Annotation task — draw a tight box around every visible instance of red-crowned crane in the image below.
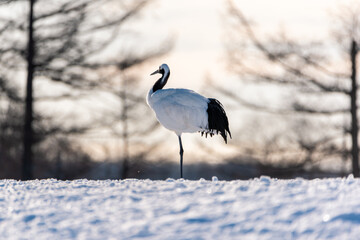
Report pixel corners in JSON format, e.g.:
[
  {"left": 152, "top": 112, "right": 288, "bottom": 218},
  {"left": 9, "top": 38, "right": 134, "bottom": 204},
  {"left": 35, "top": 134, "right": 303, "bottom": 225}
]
[{"left": 147, "top": 63, "right": 231, "bottom": 178}]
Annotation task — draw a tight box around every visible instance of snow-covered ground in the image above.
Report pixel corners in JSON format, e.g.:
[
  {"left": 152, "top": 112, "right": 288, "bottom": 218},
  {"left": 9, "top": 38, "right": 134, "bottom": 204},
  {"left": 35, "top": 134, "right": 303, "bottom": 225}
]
[{"left": 1, "top": 176, "right": 360, "bottom": 239}]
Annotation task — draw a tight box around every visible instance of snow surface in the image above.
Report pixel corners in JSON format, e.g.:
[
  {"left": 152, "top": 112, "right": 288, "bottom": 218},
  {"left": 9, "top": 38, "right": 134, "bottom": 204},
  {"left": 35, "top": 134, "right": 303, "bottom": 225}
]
[{"left": 1, "top": 176, "right": 360, "bottom": 239}]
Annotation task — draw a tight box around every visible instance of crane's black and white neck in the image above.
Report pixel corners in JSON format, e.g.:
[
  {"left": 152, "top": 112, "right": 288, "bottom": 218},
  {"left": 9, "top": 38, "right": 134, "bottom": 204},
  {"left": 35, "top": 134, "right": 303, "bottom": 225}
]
[
  {"left": 147, "top": 63, "right": 231, "bottom": 178},
  {"left": 149, "top": 63, "right": 170, "bottom": 94}
]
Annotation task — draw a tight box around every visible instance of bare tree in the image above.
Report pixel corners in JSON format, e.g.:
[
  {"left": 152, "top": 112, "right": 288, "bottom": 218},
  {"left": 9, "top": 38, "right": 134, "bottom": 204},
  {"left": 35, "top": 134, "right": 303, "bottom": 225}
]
[
  {"left": 0, "top": 0, "right": 171, "bottom": 179},
  {"left": 95, "top": 70, "right": 163, "bottom": 179},
  {"left": 224, "top": 0, "right": 359, "bottom": 176},
  {"left": 23, "top": 0, "right": 35, "bottom": 180}
]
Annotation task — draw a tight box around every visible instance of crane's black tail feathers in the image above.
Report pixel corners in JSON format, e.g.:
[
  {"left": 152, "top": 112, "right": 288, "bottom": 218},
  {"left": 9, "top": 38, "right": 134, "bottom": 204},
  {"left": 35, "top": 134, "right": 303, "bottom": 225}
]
[{"left": 202, "top": 98, "right": 231, "bottom": 143}]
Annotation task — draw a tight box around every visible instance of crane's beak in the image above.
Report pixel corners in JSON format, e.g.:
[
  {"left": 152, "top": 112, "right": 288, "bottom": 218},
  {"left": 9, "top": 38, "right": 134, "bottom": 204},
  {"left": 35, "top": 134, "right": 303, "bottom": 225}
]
[{"left": 150, "top": 69, "right": 160, "bottom": 76}]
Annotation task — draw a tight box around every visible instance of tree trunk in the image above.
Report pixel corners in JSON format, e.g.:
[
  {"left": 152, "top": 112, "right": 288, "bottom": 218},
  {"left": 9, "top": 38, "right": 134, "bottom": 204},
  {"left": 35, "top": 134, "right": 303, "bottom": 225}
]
[
  {"left": 350, "top": 39, "right": 359, "bottom": 177},
  {"left": 22, "top": 0, "right": 35, "bottom": 180},
  {"left": 120, "top": 80, "right": 129, "bottom": 179}
]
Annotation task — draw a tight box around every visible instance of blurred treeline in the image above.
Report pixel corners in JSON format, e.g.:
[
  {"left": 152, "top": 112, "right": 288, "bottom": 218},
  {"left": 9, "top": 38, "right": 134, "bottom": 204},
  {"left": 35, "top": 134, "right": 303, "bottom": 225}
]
[
  {"left": 0, "top": 0, "right": 171, "bottom": 180},
  {"left": 217, "top": 0, "right": 360, "bottom": 179},
  {"left": 0, "top": 0, "right": 359, "bottom": 180}
]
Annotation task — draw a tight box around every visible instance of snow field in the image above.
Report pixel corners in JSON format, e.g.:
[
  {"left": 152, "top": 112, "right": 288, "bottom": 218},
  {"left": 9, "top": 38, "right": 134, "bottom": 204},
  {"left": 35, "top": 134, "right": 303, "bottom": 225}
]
[{"left": 1, "top": 176, "right": 360, "bottom": 239}]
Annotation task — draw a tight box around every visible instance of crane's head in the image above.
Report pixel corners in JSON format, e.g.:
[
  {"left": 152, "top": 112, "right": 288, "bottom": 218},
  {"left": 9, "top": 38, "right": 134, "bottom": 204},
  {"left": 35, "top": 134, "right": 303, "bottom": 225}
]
[{"left": 150, "top": 63, "right": 169, "bottom": 76}]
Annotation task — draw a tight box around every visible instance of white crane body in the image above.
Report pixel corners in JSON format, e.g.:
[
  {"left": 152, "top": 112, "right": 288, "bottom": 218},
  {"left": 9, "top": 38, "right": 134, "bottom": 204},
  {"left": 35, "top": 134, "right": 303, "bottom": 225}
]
[
  {"left": 147, "top": 88, "right": 209, "bottom": 136},
  {"left": 147, "top": 64, "right": 231, "bottom": 178}
]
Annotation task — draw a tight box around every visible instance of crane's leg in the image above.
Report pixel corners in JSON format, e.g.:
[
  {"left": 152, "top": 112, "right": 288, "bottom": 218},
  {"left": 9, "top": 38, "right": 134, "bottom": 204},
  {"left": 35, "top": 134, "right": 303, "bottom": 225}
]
[{"left": 178, "top": 135, "right": 184, "bottom": 178}]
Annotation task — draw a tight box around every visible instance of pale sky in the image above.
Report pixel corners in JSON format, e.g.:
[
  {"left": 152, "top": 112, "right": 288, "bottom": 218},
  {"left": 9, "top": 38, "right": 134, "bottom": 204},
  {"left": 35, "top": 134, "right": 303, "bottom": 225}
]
[{"left": 137, "top": 0, "right": 347, "bottom": 91}]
